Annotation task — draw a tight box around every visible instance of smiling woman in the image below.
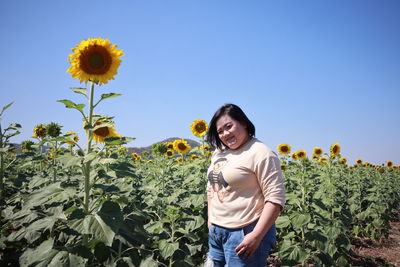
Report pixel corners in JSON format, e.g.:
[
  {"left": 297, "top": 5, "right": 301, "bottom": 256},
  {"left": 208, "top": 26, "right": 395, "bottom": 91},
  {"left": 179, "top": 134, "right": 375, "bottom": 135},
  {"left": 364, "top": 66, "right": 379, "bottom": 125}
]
[{"left": 205, "top": 103, "right": 285, "bottom": 266}]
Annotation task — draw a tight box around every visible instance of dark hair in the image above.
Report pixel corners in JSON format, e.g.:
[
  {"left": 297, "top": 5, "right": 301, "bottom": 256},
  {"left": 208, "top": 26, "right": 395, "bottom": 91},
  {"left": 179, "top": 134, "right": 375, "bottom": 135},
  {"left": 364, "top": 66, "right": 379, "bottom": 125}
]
[{"left": 206, "top": 103, "right": 255, "bottom": 150}]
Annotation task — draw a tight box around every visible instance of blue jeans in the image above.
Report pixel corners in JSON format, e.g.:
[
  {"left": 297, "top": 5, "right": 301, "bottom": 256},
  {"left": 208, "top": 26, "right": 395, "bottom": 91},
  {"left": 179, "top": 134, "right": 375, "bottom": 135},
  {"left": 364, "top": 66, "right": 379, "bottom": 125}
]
[{"left": 208, "top": 221, "right": 276, "bottom": 267}]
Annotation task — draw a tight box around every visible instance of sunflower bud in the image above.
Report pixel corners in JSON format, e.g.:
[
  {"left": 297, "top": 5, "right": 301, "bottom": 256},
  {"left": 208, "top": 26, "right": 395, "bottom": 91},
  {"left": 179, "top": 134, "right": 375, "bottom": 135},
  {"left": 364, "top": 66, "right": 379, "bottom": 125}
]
[{"left": 46, "top": 122, "right": 62, "bottom": 138}]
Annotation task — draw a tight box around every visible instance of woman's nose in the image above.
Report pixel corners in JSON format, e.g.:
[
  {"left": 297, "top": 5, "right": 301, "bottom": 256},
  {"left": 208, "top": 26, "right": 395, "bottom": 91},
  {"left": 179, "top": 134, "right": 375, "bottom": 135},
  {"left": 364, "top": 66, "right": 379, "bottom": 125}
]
[{"left": 221, "top": 130, "right": 229, "bottom": 138}]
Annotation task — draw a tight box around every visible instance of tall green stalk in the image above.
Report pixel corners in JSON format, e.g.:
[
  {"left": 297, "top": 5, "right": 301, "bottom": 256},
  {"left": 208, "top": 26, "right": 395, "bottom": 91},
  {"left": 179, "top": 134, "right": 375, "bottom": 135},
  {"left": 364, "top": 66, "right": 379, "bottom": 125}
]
[{"left": 84, "top": 81, "right": 95, "bottom": 214}]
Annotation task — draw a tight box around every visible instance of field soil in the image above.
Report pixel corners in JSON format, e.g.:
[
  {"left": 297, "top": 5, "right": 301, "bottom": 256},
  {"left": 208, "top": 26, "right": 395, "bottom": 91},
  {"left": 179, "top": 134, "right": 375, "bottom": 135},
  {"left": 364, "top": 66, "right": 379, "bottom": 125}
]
[
  {"left": 350, "top": 221, "right": 400, "bottom": 267},
  {"left": 267, "top": 219, "right": 400, "bottom": 267}
]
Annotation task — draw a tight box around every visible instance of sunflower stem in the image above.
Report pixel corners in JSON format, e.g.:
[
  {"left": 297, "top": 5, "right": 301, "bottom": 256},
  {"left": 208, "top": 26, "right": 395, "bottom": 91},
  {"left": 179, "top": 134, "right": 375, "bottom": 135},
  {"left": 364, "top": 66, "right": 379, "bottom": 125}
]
[
  {"left": 53, "top": 141, "right": 58, "bottom": 183},
  {"left": 84, "top": 81, "right": 95, "bottom": 214}
]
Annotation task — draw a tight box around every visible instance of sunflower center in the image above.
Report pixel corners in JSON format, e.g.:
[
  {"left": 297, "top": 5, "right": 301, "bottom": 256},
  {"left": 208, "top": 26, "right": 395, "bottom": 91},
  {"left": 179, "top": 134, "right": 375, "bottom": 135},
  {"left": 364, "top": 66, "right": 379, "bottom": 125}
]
[
  {"left": 332, "top": 146, "right": 338, "bottom": 153},
  {"left": 195, "top": 123, "right": 206, "bottom": 132},
  {"left": 94, "top": 126, "right": 110, "bottom": 137},
  {"left": 281, "top": 146, "right": 288, "bottom": 152},
  {"left": 178, "top": 143, "right": 187, "bottom": 150},
  {"left": 80, "top": 45, "right": 112, "bottom": 75}
]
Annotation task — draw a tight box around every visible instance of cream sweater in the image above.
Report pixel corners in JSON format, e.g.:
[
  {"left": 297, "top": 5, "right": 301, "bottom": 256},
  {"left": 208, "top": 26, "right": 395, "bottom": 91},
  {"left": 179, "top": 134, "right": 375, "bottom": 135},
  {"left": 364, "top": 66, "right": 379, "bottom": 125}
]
[{"left": 206, "top": 138, "right": 286, "bottom": 228}]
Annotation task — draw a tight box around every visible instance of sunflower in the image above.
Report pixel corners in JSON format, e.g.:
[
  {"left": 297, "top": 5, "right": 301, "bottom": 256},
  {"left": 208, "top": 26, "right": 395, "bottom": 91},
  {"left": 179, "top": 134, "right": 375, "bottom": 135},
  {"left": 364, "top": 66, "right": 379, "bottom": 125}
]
[
  {"left": 191, "top": 154, "right": 198, "bottom": 161},
  {"left": 165, "top": 149, "right": 174, "bottom": 157},
  {"left": 339, "top": 157, "right": 347, "bottom": 165},
  {"left": 147, "top": 160, "right": 154, "bottom": 164},
  {"left": 67, "top": 38, "right": 124, "bottom": 85},
  {"left": 330, "top": 143, "right": 341, "bottom": 158},
  {"left": 47, "top": 122, "right": 62, "bottom": 138},
  {"left": 65, "top": 131, "right": 79, "bottom": 145},
  {"left": 205, "top": 151, "right": 213, "bottom": 158},
  {"left": 33, "top": 124, "right": 46, "bottom": 138},
  {"left": 318, "top": 157, "right": 328, "bottom": 166},
  {"left": 356, "top": 159, "right": 363, "bottom": 165},
  {"left": 89, "top": 119, "right": 121, "bottom": 143},
  {"left": 200, "top": 144, "right": 212, "bottom": 151},
  {"left": 190, "top": 119, "right": 208, "bottom": 137},
  {"left": 176, "top": 157, "right": 183, "bottom": 164},
  {"left": 312, "top": 154, "right": 319, "bottom": 160},
  {"left": 364, "top": 162, "right": 371, "bottom": 167},
  {"left": 280, "top": 163, "right": 286, "bottom": 170},
  {"left": 166, "top": 142, "right": 174, "bottom": 150},
  {"left": 313, "top": 147, "right": 323, "bottom": 157},
  {"left": 295, "top": 150, "right": 307, "bottom": 159},
  {"left": 173, "top": 139, "right": 191, "bottom": 154},
  {"left": 386, "top": 161, "right": 393, "bottom": 168},
  {"left": 291, "top": 152, "right": 298, "bottom": 160},
  {"left": 130, "top": 153, "right": 141, "bottom": 161},
  {"left": 277, "top": 144, "right": 291, "bottom": 155}
]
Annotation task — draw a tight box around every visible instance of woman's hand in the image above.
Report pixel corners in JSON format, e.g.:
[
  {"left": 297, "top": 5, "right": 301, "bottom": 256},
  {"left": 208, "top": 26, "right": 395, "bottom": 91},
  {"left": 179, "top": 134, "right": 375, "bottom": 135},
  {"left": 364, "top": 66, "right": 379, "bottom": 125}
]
[{"left": 235, "top": 231, "right": 262, "bottom": 259}]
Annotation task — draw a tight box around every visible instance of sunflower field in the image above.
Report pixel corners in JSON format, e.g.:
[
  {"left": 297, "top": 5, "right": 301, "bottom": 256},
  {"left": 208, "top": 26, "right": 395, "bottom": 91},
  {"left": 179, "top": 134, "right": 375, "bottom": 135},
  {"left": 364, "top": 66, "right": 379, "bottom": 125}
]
[{"left": 1, "top": 38, "right": 399, "bottom": 267}]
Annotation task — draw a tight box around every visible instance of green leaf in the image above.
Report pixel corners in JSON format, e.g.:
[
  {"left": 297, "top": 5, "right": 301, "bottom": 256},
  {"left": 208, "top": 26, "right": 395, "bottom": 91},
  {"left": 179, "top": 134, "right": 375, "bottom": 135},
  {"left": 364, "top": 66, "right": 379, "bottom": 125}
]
[
  {"left": 58, "top": 154, "right": 82, "bottom": 167},
  {"left": 19, "top": 239, "right": 87, "bottom": 267},
  {"left": 287, "top": 245, "right": 309, "bottom": 264},
  {"left": 69, "top": 201, "right": 123, "bottom": 246},
  {"left": 159, "top": 240, "right": 179, "bottom": 259},
  {"left": 291, "top": 213, "right": 311, "bottom": 229},
  {"left": 5, "top": 123, "right": 22, "bottom": 131},
  {"left": 276, "top": 215, "right": 291, "bottom": 228},
  {"left": 0, "top": 101, "right": 13, "bottom": 116},
  {"left": 83, "top": 152, "right": 99, "bottom": 163},
  {"left": 24, "top": 183, "right": 76, "bottom": 209},
  {"left": 103, "top": 137, "right": 135, "bottom": 145},
  {"left": 100, "top": 93, "right": 122, "bottom": 101},
  {"left": 139, "top": 255, "right": 158, "bottom": 267},
  {"left": 57, "top": 99, "right": 85, "bottom": 112},
  {"left": 70, "top": 87, "right": 87, "bottom": 97}
]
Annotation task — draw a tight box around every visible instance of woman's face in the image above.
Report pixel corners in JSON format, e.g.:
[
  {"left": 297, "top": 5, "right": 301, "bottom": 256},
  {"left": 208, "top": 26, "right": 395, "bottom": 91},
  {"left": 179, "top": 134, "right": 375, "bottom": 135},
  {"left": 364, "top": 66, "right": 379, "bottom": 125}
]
[{"left": 216, "top": 114, "right": 249, "bottom": 150}]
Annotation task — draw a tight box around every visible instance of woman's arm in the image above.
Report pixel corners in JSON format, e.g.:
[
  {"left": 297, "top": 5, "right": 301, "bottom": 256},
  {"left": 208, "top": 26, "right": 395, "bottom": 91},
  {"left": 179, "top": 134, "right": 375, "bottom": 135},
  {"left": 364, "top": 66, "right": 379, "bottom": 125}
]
[{"left": 235, "top": 201, "right": 281, "bottom": 258}]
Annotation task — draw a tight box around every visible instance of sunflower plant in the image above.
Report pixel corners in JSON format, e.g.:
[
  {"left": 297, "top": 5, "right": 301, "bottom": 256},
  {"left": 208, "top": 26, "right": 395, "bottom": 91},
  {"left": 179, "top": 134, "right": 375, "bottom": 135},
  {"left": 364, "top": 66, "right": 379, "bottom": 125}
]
[
  {"left": 53, "top": 38, "right": 134, "bottom": 249},
  {"left": 0, "top": 102, "right": 21, "bottom": 199}
]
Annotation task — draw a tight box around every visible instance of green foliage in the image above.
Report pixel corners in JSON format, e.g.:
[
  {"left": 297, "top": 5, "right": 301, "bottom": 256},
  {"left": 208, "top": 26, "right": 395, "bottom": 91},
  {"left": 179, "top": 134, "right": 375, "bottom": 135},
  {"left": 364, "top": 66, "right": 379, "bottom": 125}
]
[{"left": 1, "top": 136, "right": 399, "bottom": 266}]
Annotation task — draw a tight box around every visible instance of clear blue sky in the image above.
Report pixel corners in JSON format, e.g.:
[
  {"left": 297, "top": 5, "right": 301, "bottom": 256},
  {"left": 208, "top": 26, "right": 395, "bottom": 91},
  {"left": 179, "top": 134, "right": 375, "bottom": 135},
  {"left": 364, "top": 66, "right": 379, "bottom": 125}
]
[{"left": 1, "top": 0, "right": 399, "bottom": 165}]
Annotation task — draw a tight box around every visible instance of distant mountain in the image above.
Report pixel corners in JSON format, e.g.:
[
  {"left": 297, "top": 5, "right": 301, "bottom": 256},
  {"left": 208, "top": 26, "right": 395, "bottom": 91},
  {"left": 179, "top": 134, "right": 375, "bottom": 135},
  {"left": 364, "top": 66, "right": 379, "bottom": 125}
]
[{"left": 127, "top": 137, "right": 201, "bottom": 155}]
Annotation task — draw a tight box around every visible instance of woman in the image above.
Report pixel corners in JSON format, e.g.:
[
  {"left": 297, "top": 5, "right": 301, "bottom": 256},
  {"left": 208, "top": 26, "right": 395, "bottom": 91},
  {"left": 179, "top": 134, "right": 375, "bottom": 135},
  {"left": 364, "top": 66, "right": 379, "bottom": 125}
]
[{"left": 205, "top": 104, "right": 285, "bottom": 267}]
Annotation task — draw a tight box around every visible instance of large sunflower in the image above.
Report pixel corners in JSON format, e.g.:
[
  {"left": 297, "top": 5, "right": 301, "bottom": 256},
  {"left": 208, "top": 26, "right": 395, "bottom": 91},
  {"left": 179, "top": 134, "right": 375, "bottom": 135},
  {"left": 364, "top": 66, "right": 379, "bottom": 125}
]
[
  {"left": 386, "top": 161, "right": 393, "bottom": 168},
  {"left": 67, "top": 38, "right": 124, "bottom": 85},
  {"left": 190, "top": 119, "right": 208, "bottom": 137},
  {"left": 330, "top": 143, "right": 341, "bottom": 158},
  {"left": 173, "top": 139, "right": 191, "bottom": 154},
  {"left": 89, "top": 120, "right": 121, "bottom": 143},
  {"left": 277, "top": 144, "right": 291, "bottom": 155},
  {"left": 356, "top": 159, "right": 363, "bottom": 165}
]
